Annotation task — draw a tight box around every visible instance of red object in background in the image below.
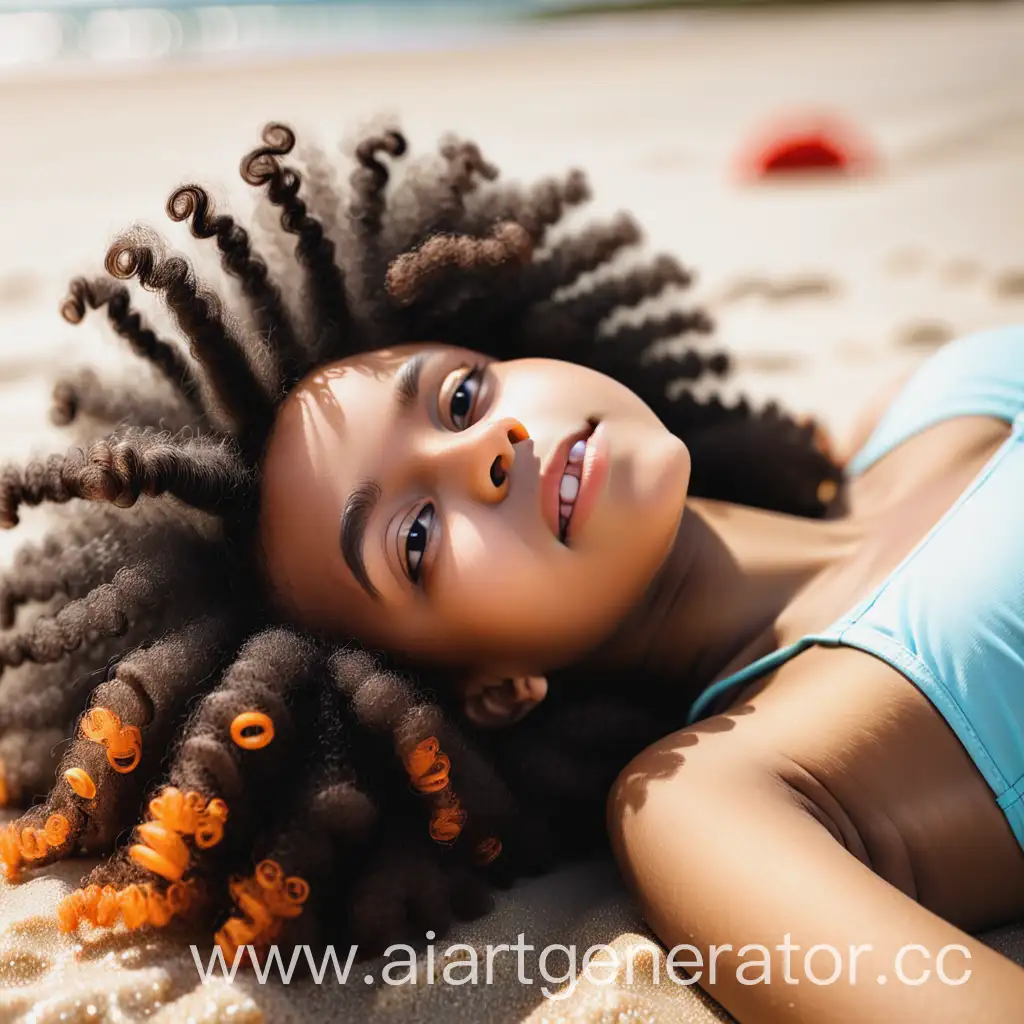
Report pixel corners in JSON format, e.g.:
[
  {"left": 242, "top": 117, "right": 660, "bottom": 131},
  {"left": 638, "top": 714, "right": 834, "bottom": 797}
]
[{"left": 736, "top": 113, "right": 876, "bottom": 181}]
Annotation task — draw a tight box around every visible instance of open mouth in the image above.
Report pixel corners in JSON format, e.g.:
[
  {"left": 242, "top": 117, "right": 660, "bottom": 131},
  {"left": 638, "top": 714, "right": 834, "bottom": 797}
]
[{"left": 558, "top": 420, "right": 598, "bottom": 543}]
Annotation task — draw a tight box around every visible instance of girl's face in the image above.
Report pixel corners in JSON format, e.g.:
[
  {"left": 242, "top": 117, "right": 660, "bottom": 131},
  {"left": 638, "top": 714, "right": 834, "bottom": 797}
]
[{"left": 259, "top": 344, "right": 690, "bottom": 677}]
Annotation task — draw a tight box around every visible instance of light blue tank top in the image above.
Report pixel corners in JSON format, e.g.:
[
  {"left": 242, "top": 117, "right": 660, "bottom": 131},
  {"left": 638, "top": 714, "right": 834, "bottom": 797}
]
[{"left": 687, "top": 325, "right": 1024, "bottom": 848}]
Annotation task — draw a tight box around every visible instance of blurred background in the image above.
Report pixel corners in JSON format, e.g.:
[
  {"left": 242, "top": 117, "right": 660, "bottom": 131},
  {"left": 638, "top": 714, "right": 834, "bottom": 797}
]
[
  {"left": 0, "top": 0, "right": 1022, "bottom": 454},
  {"left": 0, "top": 0, "right": 535, "bottom": 67}
]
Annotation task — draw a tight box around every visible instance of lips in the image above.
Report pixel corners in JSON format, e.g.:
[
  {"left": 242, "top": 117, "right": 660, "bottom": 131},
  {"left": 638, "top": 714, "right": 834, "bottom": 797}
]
[{"left": 540, "top": 420, "right": 604, "bottom": 545}]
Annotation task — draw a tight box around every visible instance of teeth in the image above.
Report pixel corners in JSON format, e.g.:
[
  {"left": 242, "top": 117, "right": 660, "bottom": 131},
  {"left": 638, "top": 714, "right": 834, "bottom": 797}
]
[
  {"left": 559, "top": 474, "right": 580, "bottom": 502},
  {"left": 558, "top": 435, "right": 590, "bottom": 541}
]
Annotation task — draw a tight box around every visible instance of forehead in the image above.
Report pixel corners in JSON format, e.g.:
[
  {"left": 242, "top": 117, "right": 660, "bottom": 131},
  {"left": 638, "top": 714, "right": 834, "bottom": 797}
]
[{"left": 270, "top": 342, "right": 470, "bottom": 454}]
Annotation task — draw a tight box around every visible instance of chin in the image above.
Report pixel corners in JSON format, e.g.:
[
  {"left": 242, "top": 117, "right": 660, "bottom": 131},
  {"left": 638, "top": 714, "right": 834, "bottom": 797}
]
[
  {"left": 639, "top": 430, "right": 690, "bottom": 511},
  {"left": 640, "top": 435, "right": 690, "bottom": 558},
  {"left": 668, "top": 435, "right": 692, "bottom": 512}
]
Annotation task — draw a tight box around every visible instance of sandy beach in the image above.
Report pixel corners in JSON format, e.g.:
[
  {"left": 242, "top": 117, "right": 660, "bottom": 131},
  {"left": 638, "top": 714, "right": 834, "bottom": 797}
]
[{"left": 1, "top": 2, "right": 1024, "bottom": 1020}]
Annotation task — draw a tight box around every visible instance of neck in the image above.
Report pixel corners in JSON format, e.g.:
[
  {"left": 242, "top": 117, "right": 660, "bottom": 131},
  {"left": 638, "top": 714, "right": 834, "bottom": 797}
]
[{"left": 579, "top": 498, "right": 857, "bottom": 704}]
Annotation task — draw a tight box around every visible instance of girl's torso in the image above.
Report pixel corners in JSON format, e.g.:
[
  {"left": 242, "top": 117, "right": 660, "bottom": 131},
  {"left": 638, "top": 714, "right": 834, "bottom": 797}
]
[{"left": 689, "top": 326, "right": 1024, "bottom": 931}]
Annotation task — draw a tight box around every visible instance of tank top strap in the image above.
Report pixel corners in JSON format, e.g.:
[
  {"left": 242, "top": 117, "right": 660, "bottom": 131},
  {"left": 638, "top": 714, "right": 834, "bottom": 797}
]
[{"left": 847, "top": 325, "right": 1024, "bottom": 476}]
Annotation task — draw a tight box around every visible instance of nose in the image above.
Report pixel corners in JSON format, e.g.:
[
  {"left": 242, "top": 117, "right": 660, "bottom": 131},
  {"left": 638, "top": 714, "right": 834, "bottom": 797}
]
[{"left": 434, "top": 416, "right": 530, "bottom": 504}]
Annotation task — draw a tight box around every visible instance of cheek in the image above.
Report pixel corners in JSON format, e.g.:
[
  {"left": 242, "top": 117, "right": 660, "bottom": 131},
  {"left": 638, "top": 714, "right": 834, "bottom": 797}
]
[
  {"left": 498, "top": 358, "right": 632, "bottom": 411},
  {"left": 437, "top": 514, "right": 546, "bottom": 627},
  {"left": 432, "top": 515, "right": 629, "bottom": 665}
]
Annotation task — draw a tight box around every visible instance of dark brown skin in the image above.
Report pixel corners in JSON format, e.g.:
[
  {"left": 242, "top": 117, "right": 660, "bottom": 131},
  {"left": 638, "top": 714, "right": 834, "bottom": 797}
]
[{"left": 259, "top": 347, "right": 1024, "bottom": 1020}]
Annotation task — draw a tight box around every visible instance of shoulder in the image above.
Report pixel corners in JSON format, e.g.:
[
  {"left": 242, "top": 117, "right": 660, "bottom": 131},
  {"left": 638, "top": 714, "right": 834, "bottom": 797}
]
[
  {"left": 835, "top": 367, "right": 916, "bottom": 467},
  {"left": 845, "top": 325, "right": 1024, "bottom": 474},
  {"left": 609, "top": 643, "right": 1024, "bottom": 920}
]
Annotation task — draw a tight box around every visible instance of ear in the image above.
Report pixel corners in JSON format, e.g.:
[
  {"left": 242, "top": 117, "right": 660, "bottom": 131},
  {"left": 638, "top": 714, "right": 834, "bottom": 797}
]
[{"left": 462, "top": 675, "right": 548, "bottom": 730}]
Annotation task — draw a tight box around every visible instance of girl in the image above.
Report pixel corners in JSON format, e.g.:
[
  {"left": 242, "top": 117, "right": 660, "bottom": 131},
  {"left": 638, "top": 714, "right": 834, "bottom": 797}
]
[{"left": 0, "top": 121, "right": 1019, "bottom": 1021}]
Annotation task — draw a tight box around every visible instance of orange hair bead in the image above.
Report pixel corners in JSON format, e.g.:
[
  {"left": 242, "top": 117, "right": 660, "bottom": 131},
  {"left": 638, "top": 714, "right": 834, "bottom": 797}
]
[
  {"left": 194, "top": 798, "right": 229, "bottom": 849},
  {"left": 105, "top": 730, "right": 142, "bottom": 773},
  {"left": 216, "top": 859, "right": 310, "bottom": 960},
  {"left": 403, "top": 737, "right": 452, "bottom": 794},
  {"left": 284, "top": 876, "right": 310, "bottom": 905},
  {"left": 95, "top": 887, "right": 120, "bottom": 928},
  {"left": 80, "top": 707, "right": 142, "bottom": 773},
  {"left": 148, "top": 892, "right": 173, "bottom": 928},
  {"left": 474, "top": 837, "right": 503, "bottom": 866},
  {"left": 230, "top": 711, "right": 275, "bottom": 750},
  {"left": 130, "top": 822, "right": 190, "bottom": 881},
  {"left": 80, "top": 885, "right": 104, "bottom": 921},
  {"left": 81, "top": 707, "right": 116, "bottom": 740},
  {"left": 149, "top": 787, "right": 206, "bottom": 834},
  {"left": 0, "top": 822, "right": 22, "bottom": 880},
  {"left": 19, "top": 828, "right": 45, "bottom": 861},
  {"left": 42, "top": 814, "right": 70, "bottom": 848},
  {"left": 56, "top": 895, "right": 80, "bottom": 934},
  {"left": 118, "top": 885, "right": 149, "bottom": 930},
  {"left": 64, "top": 767, "right": 97, "bottom": 800},
  {"left": 255, "top": 859, "right": 284, "bottom": 890},
  {"left": 428, "top": 804, "right": 467, "bottom": 844}
]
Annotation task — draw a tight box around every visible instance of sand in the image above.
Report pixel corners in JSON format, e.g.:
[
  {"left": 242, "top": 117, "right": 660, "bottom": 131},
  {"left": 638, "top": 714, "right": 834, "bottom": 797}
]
[{"left": 1, "top": 2, "right": 1024, "bottom": 1020}]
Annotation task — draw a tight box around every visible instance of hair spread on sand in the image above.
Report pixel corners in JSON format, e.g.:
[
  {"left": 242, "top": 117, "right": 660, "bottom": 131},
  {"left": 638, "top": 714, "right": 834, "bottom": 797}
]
[{"left": 0, "top": 122, "right": 843, "bottom": 958}]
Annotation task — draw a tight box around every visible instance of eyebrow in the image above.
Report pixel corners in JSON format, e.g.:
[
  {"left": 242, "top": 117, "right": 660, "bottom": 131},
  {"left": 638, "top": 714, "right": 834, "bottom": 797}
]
[
  {"left": 394, "top": 352, "right": 428, "bottom": 411},
  {"left": 338, "top": 354, "right": 429, "bottom": 599},
  {"left": 340, "top": 480, "right": 382, "bottom": 600}
]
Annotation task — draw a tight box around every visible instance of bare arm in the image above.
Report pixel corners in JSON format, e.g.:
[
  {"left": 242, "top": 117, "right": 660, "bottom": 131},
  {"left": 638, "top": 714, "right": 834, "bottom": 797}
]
[{"left": 609, "top": 727, "right": 1024, "bottom": 1023}]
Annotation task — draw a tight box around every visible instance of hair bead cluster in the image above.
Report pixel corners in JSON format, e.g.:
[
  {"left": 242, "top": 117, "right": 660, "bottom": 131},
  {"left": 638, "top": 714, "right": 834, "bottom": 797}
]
[
  {"left": 0, "top": 814, "right": 71, "bottom": 879},
  {"left": 80, "top": 707, "right": 142, "bottom": 773},
  {"left": 0, "top": 119, "right": 843, "bottom": 960},
  {"left": 215, "top": 859, "right": 310, "bottom": 961},
  {"left": 127, "top": 787, "right": 229, "bottom": 882},
  {"left": 403, "top": 736, "right": 475, "bottom": 849},
  {"left": 56, "top": 878, "right": 200, "bottom": 934}
]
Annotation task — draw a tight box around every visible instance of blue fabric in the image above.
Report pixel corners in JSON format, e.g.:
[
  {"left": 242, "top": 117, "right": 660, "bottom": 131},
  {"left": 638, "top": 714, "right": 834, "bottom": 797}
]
[
  {"left": 687, "top": 325, "right": 1024, "bottom": 849},
  {"left": 846, "top": 325, "right": 1024, "bottom": 475}
]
